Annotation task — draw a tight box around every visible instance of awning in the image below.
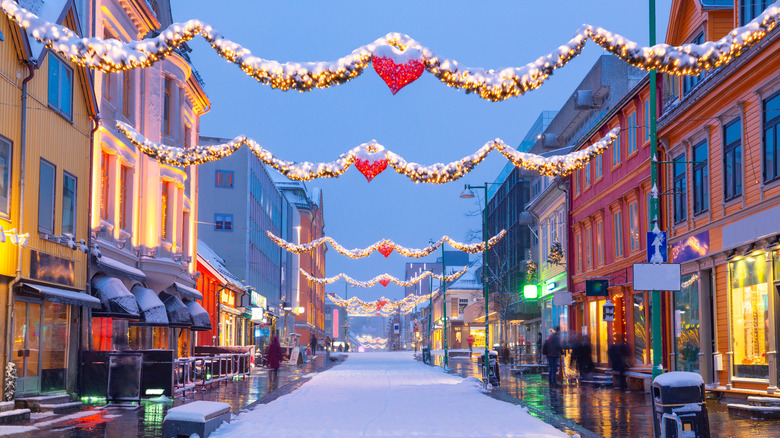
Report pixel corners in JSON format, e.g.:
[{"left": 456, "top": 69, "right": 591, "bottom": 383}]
[
  {"left": 219, "top": 304, "right": 241, "bottom": 316},
  {"left": 158, "top": 291, "right": 193, "bottom": 327},
  {"left": 91, "top": 277, "right": 141, "bottom": 319},
  {"left": 172, "top": 282, "right": 203, "bottom": 300},
  {"left": 22, "top": 283, "right": 101, "bottom": 309},
  {"left": 96, "top": 256, "right": 146, "bottom": 282},
  {"left": 185, "top": 300, "right": 211, "bottom": 331},
  {"left": 130, "top": 286, "right": 169, "bottom": 326}
]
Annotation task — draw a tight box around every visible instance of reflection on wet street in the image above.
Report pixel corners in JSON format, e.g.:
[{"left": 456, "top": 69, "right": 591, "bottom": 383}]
[{"left": 436, "top": 354, "right": 780, "bottom": 438}]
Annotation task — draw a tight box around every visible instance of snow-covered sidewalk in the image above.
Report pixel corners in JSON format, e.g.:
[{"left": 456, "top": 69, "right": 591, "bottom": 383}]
[{"left": 211, "top": 351, "right": 566, "bottom": 437}]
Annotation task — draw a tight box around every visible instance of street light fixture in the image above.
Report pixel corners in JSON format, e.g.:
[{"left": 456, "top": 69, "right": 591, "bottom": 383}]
[{"left": 461, "top": 183, "right": 491, "bottom": 388}]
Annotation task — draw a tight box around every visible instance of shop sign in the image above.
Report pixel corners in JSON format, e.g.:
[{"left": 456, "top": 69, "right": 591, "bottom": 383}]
[
  {"left": 671, "top": 231, "right": 709, "bottom": 264},
  {"left": 633, "top": 263, "right": 681, "bottom": 291},
  {"left": 251, "top": 291, "right": 267, "bottom": 309},
  {"left": 30, "top": 250, "right": 74, "bottom": 286}
]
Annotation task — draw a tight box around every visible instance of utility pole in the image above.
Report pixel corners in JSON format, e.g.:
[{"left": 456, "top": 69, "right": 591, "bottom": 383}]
[
  {"left": 649, "top": 0, "right": 663, "bottom": 379},
  {"left": 442, "top": 245, "right": 448, "bottom": 369}
]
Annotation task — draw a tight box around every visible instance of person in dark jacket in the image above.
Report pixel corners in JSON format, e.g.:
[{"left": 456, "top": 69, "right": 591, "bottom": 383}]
[
  {"left": 608, "top": 334, "right": 630, "bottom": 389},
  {"left": 570, "top": 334, "right": 594, "bottom": 381},
  {"left": 266, "top": 335, "right": 283, "bottom": 389},
  {"left": 542, "top": 327, "right": 563, "bottom": 387},
  {"left": 310, "top": 334, "right": 318, "bottom": 354}
]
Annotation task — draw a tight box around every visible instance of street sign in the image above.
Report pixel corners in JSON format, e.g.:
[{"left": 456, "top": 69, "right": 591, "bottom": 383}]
[
  {"left": 647, "top": 229, "right": 667, "bottom": 263},
  {"left": 586, "top": 279, "right": 609, "bottom": 296},
  {"left": 393, "top": 323, "right": 400, "bottom": 334},
  {"left": 633, "top": 263, "right": 681, "bottom": 291}
]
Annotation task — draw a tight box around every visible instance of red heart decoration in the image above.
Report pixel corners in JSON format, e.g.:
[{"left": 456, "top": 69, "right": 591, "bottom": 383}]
[
  {"left": 354, "top": 158, "right": 388, "bottom": 182},
  {"left": 372, "top": 45, "right": 424, "bottom": 95},
  {"left": 377, "top": 243, "right": 393, "bottom": 258},
  {"left": 377, "top": 300, "right": 388, "bottom": 309},
  {"left": 379, "top": 278, "right": 391, "bottom": 287},
  {"left": 354, "top": 143, "right": 388, "bottom": 182}
]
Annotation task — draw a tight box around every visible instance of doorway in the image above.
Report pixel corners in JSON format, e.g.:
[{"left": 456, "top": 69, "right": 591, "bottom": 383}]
[{"left": 12, "top": 300, "right": 70, "bottom": 394}]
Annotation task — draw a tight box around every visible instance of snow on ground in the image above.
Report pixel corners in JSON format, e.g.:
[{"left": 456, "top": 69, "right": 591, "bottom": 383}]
[{"left": 211, "top": 351, "right": 566, "bottom": 438}]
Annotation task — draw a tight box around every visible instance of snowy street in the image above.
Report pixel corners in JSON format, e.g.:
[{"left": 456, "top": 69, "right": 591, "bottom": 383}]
[{"left": 211, "top": 352, "right": 566, "bottom": 438}]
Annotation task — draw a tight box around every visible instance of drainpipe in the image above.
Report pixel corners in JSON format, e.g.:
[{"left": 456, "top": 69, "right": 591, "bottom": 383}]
[
  {"left": 6, "top": 61, "right": 35, "bottom": 371},
  {"left": 85, "top": 116, "right": 100, "bottom": 352}
]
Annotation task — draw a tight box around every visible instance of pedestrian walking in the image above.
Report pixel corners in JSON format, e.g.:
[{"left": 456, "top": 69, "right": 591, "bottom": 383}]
[
  {"left": 325, "top": 335, "right": 332, "bottom": 351},
  {"left": 310, "top": 333, "right": 318, "bottom": 354},
  {"left": 266, "top": 335, "right": 283, "bottom": 389},
  {"left": 570, "top": 334, "right": 594, "bottom": 381},
  {"left": 542, "top": 327, "right": 563, "bottom": 388},
  {"left": 467, "top": 334, "right": 474, "bottom": 357},
  {"left": 608, "top": 334, "right": 630, "bottom": 389}
]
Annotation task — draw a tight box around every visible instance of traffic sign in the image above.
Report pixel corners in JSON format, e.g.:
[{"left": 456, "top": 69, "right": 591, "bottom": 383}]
[{"left": 647, "top": 227, "right": 667, "bottom": 263}]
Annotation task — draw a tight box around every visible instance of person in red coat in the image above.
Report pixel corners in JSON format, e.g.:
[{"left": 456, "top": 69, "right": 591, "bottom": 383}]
[{"left": 266, "top": 335, "right": 283, "bottom": 388}]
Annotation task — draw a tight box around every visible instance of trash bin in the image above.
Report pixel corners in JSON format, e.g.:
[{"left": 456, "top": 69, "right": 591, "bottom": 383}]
[
  {"left": 422, "top": 347, "right": 430, "bottom": 364},
  {"left": 651, "top": 372, "right": 710, "bottom": 438},
  {"left": 480, "top": 352, "right": 500, "bottom": 387}
]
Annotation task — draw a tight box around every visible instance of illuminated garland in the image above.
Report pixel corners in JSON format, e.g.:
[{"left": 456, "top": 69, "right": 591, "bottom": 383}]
[
  {"left": 267, "top": 230, "right": 506, "bottom": 259},
  {"left": 117, "top": 121, "right": 618, "bottom": 178},
  {"left": 356, "top": 335, "right": 388, "bottom": 348},
  {"left": 6, "top": 0, "right": 780, "bottom": 101},
  {"left": 301, "top": 265, "right": 468, "bottom": 288},
  {"left": 328, "top": 293, "right": 432, "bottom": 316}
]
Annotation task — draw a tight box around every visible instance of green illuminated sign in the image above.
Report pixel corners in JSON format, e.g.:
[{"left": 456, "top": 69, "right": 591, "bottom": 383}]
[{"left": 523, "top": 284, "right": 539, "bottom": 299}]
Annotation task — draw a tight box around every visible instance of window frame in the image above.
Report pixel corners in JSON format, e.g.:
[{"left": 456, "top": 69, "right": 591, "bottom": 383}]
[
  {"left": 584, "top": 161, "right": 591, "bottom": 188},
  {"left": 613, "top": 210, "right": 624, "bottom": 259},
  {"left": 740, "top": 0, "right": 770, "bottom": 26},
  {"left": 119, "top": 164, "right": 130, "bottom": 231},
  {"left": 683, "top": 33, "right": 705, "bottom": 95},
  {"left": 38, "top": 159, "right": 57, "bottom": 233},
  {"left": 575, "top": 232, "right": 582, "bottom": 273},
  {"left": 612, "top": 125, "right": 622, "bottom": 167},
  {"left": 762, "top": 90, "right": 780, "bottom": 183},
  {"left": 596, "top": 221, "right": 604, "bottom": 266},
  {"left": 0, "top": 136, "right": 11, "bottom": 217},
  {"left": 723, "top": 118, "right": 743, "bottom": 202},
  {"left": 161, "top": 181, "right": 169, "bottom": 242},
  {"left": 692, "top": 140, "right": 709, "bottom": 215},
  {"left": 215, "top": 170, "right": 234, "bottom": 188},
  {"left": 644, "top": 100, "right": 650, "bottom": 142},
  {"left": 627, "top": 113, "right": 637, "bottom": 155},
  {"left": 47, "top": 54, "right": 73, "bottom": 120},
  {"left": 585, "top": 226, "right": 593, "bottom": 269},
  {"left": 594, "top": 153, "right": 603, "bottom": 181},
  {"left": 61, "top": 171, "right": 77, "bottom": 236},
  {"left": 673, "top": 154, "right": 687, "bottom": 223},
  {"left": 122, "top": 70, "right": 131, "bottom": 119},
  {"left": 629, "top": 201, "right": 640, "bottom": 252},
  {"left": 215, "top": 213, "right": 234, "bottom": 232},
  {"left": 163, "top": 76, "right": 172, "bottom": 137}
]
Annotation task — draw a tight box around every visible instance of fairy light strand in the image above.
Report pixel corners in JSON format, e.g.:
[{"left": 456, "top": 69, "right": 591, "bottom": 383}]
[
  {"left": 117, "top": 121, "right": 618, "bottom": 179},
  {"left": 5, "top": 0, "right": 780, "bottom": 101},
  {"left": 300, "top": 266, "right": 468, "bottom": 288}
]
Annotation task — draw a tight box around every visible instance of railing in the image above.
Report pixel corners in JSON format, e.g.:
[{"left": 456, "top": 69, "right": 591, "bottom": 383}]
[{"left": 173, "top": 352, "right": 252, "bottom": 395}]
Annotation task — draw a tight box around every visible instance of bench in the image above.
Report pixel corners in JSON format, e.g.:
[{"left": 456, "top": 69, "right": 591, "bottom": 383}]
[
  {"left": 613, "top": 371, "right": 652, "bottom": 392},
  {"left": 162, "top": 401, "right": 231, "bottom": 438}
]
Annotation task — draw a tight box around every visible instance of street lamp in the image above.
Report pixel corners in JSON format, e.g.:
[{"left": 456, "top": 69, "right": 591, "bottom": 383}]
[{"left": 460, "top": 184, "right": 491, "bottom": 387}]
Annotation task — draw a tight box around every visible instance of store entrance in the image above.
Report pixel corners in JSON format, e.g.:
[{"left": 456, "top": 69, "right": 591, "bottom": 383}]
[{"left": 12, "top": 300, "right": 70, "bottom": 394}]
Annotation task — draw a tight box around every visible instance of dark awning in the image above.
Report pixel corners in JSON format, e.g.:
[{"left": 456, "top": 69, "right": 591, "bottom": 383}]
[
  {"left": 172, "top": 282, "right": 203, "bottom": 300},
  {"left": 91, "top": 277, "right": 140, "bottom": 319},
  {"left": 185, "top": 300, "right": 211, "bottom": 331},
  {"left": 158, "top": 291, "right": 193, "bottom": 327},
  {"left": 130, "top": 286, "right": 169, "bottom": 326},
  {"left": 22, "top": 283, "right": 101, "bottom": 309}
]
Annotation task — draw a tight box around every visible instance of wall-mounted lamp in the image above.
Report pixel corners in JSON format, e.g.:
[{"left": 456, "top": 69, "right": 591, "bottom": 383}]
[{"left": 602, "top": 299, "right": 615, "bottom": 322}]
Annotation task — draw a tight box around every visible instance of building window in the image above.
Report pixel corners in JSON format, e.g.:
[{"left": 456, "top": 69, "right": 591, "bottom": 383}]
[
  {"left": 38, "top": 159, "right": 56, "bottom": 232},
  {"left": 692, "top": 141, "right": 709, "bottom": 214},
  {"left": 0, "top": 137, "right": 10, "bottom": 216},
  {"left": 161, "top": 181, "right": 169, "bottom": 241},
  {"left": 215, "top": 213, "right": 233, "bottom": 231},
  {"left": 634, "top": 293, "right": 650, "bottom": 364},
  {"left": 763, "top": 91, "right": 780, "bottom": 182},
  {"left": 584, "top": 161, "right": 591, "bottom": 188},
  {"left": 596, "top": 221, "right": 604, "bottom": 266},
  {"left": 575, "top": 232, "right": 582, "bottom": 272},
  {"left": 100, "top": 152, "right": 110, "bottom": 221},
  {"left": 675, "top": 274, "right": 700, "bottom": 372},
  {"left": 594, "top": 153, "right": 602, "bottom": 180},
  {"left": 729, "top": 256, "right": 769, "bottom": 380},
  {"left": 627, "top": 113, "right": 637, "bottom": 155},
  {"left": 585, "top": 227, "right": 593, "bottom": 269},
  {"left": 724, "top": 119, "right": 742, "bottom": 201},
  {"left": 613, "top": 210, "right": 623, "bottom": 258},
  {"left": 673, "top": 154, "right": 687, "bottom": 222},
  {"left": 61, "top": 172, "right": 76, "bottom": 236},
  {"left": 163, "top": 77, "right": 172, "bottom": 137},
  {"left": 683, "top": 33, "right": 705, "bottom": 95},
  {"left": 215, "top": 170, "right": 234, "bottom": 188},
  {"left": 574, "top": 169, "right": 580, "bottom": 195},
  {"left": 613, "top": 126, "right": 621, "bottom": 166},
  {"left": 122, "top": 71, "right": 131, "bottom": 119},
  {"left": 740, "top": 0, "right": 770, "bottom": 25},
  {"left": 644, "top": 100, "right": 650, "bottom": 142},
  {"left": 629, "top": 201, "right": 640, "bottom": 251},
  {"left": 119, "top": 165, "right": 130, "bottom": 231},
  {"left": 48, "top": 55, "right": 73, "bottom": 118}
]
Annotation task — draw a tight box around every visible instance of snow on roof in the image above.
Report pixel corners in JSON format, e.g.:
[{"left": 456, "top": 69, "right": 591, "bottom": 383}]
[
  {"left": 20, "top": 0, "right": 68, "bottom": 59},
  {"left": 197, "top": 239, "right": 245, "bottom": 290},
  {"left": 446, "top": 256, "right": 482, "bottom": 290}
]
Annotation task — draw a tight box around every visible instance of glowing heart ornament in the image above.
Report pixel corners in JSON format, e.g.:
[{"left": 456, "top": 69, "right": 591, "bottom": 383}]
[
  {"left": 379, "top": 278, "right": 391, "bottom": 288},
  {"left": 377, "top": 300, "right": 388, "bottom": 309},
  {"left": 377, "top": 242, "right": 394, "bottom": 258},
  {"left": 354, "top": 142, "right": 388, "bottom": 182},
  {"left": 371, "top": 45, "right": 425, "bottom": 95}
]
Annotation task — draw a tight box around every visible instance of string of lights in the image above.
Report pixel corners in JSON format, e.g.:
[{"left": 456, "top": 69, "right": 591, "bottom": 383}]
[
  {"left": 328, "top": 292, "right": 434, "bottom": 316},
  {"left": 267, "top": 230, "right": 506, "bottom": 258},
  {"left": 117, "top": 121, "right": 618, "bottom": 179},
  {"left": 6, "top": 0, "right": 780, "bottom": 101},
  {"left": 300, "top": 265, "right": 467, "bottom": 288}
]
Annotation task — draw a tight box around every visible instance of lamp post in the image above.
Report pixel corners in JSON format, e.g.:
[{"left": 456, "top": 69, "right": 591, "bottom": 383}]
[
  {"left": 649, "top": 0, "right": 663, "bottom": 379},
  {"left": 426, "top": 267, "right": 433, "bottom": 355},
  {"left": 461, "top": 184, "right": 491, "bottom": 387},
  {"left": 441, "top": 244, "right": 448, "bottom": 369}
]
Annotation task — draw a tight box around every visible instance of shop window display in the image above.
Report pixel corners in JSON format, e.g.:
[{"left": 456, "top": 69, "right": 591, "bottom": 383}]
[
  {"left": 674, "top": 275, "right": 700, "bottom": 372},
  {"left": 730, "top": 256, "right": 769, "bottom": 380}
]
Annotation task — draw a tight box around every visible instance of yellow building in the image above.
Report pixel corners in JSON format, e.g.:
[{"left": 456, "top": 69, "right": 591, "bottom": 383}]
[{"left": 0, "top": 3, "right": 98, "bottom": 396}]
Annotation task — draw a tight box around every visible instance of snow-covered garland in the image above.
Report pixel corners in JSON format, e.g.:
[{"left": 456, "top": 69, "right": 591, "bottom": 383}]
[
  {"left": 328, "top": 293, "right": 433, "bottom": 316},
  {"left": 300, "top": 265, "right": 468, "bottom": 288},
  {"left": 5, "top": 0, "right": 780, "bottom": 101},
  {"left": 267, "top": 230, "right": 506, "bottom": 258},
  {"left": 356, "top": 335, "right": 388, "bottom": 348},
  {"left": 117, "top": 121, "right": 618, "bottom": 179}
]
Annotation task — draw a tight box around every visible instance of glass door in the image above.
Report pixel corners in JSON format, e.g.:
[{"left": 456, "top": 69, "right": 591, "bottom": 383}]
[{"left": 12, "top": 301, "right": 42, "bottom": 394}]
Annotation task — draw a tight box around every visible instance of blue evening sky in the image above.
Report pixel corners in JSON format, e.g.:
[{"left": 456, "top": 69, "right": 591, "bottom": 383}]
[{"left": 173, "top": 0, "right": 673, "bottom": 303}]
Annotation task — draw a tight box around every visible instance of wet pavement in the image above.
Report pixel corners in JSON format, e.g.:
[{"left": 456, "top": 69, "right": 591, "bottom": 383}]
[
  {"left": 21, "top": 352, "right": 342, "bottom": 437},
  {"left": 433, "top": 353, "right": 780, "bottom": 438}
]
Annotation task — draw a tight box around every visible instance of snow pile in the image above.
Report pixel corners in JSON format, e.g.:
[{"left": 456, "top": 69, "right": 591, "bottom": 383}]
[
  {"left": 210, "top": 351, "right": 566, "bottom": 438},
  {"left": 653, "top": 372, "right": 704, "bottom": 388}
]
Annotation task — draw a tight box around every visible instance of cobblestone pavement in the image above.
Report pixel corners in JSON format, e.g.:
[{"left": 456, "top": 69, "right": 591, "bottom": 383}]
[
  {"left": 434, "top": 353, "right": 780, "bottom": 438},
  {"left": 20, "top": 352, "right": 342, "bottom": 437}
]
